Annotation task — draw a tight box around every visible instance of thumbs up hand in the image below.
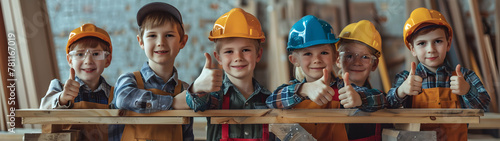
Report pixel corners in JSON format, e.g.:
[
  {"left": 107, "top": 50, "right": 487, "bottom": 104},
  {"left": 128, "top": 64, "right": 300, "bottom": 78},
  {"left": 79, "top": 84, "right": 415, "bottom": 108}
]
[
  {"left": 60, "top": 68, "right": 80, "bottom": 105},
  {"left": 298, "top": 69, "right": 335, "bottom": 106},
  {"left": 397, "top": 62, "right": 423, "bottom": 98},
  {"left": 191, "top": 53, "right": 223, "bottom": 93},
  {"left": 338, "top": 72, "right": 362, "bottom": 108},
  {"left": 450, "top": 64, "right": 470, "bottom": 95}
]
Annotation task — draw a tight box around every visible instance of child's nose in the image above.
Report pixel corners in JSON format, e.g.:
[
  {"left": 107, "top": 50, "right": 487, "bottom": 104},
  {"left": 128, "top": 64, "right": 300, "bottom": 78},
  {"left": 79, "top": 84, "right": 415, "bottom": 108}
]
[
  {"left": 83, "top": 54, "right": 94, "bottom": 64},
  {"left": 157, "top": 38, "right": 166, "bottom": 46}
]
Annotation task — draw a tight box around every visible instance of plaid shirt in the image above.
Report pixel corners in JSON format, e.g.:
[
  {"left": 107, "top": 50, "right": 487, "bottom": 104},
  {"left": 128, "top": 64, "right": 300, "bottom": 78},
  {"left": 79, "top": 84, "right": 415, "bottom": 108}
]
[
  {"left": 186, "top": 74, "right": 271, "bottom": 140},
  {"left": 265, "top": 76, "right": 387, "bottom": 112},
  {"left": 387, "top": 63, "right": 490, "bottom": 111}
]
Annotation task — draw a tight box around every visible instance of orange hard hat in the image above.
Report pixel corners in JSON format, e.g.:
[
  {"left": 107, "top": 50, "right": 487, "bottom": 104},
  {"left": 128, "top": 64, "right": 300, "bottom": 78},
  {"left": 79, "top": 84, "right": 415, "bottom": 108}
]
[
  {"left": 209, "top": 8, "right": 265, "bottom": 42},
  {"left": 403, "top": 7, "right": 452, "bottom": 50},
  {"left": 66, "top": 23, "right": 112, "bottom": 54},
  {"left": 338, "top": 20, "right": 382, "bottom": 58}
]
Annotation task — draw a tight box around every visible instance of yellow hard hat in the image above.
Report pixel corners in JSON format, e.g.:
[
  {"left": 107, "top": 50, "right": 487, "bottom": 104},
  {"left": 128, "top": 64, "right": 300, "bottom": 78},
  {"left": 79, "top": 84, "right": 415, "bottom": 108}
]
[
  {"left": 338, "top": 20, "right": 382, "bottom": 58},
  {"left": 209, "top": 8, "right": 265, "bottom": 42},
  {"left": 403, "top": 7, "right": 452, "bottom": 50},
  {"left": 66, "top": 23, "right": 112, "bottom": 54}
]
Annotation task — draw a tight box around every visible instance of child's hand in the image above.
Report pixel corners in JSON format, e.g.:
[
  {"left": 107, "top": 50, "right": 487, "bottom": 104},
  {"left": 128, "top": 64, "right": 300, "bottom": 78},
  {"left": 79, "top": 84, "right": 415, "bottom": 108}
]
[
  {"left": 397, "top": 62, "right": 422, "bottom": 98},
  {"left": 338, "top": 72, "right": 362, "bottom": 108},
  {"left": 299, "top": 69, "right": 335, "bottom": 106},
  {"left": 191, "top": 53, "right": 223, "bottom": 93},
  {"left": 450, "top": 64, "right": 470, "bottom": 95},
  {"left": 60, "top": 68, "right": 79, "bottom": 105}
]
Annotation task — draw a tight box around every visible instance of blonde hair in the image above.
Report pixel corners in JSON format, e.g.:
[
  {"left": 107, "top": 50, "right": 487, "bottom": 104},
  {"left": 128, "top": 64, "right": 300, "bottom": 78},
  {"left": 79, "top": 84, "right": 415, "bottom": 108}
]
[{"left": 139, "top": 11, "right": 184, "bottom": 41}]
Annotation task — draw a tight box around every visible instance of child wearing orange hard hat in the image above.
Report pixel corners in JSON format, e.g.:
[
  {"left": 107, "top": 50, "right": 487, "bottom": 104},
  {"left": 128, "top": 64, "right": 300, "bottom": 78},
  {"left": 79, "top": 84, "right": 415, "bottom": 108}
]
[
  {"left": 186, "top": 8, "right": 272, "bottom": 141},
  {"left": 387, "top": 7, "right": 490, "bottom": 141},
  {"left": 40, "top": 23, "right": 114, "bottom": 141}
]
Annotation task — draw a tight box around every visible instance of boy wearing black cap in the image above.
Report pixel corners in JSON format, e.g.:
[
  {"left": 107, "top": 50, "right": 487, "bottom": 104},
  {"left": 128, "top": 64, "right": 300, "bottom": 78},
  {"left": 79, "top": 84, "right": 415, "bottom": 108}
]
[{"left": 112, "top": 2, "right": 193, "bottom": 141}]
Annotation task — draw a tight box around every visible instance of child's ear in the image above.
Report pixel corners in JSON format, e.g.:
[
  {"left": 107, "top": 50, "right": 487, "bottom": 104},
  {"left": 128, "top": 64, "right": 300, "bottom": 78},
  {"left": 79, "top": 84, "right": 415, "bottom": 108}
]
[
  {"left": 214, "top": 51, "right": 222, "bottom": 65},
  {"left": 371, "top": 59, "right": 379, "bottom": 71},
  {"left": 105, "top": 54, "right": 112, "bottom": 68},
  {"left": 256, "top": 47, "right": 263, "bottom": 63},
  {"left": 410, "top": 44, "right": 417, "bottom": 57},
  {"left": 288, "top": 54, "right": 299, "bottom": 67},
  {"left": 179, "top": 35, "right": 189, "bottom": 49},
  {"left": 137, "top": 35, "right": 144, "bottom": 50}
]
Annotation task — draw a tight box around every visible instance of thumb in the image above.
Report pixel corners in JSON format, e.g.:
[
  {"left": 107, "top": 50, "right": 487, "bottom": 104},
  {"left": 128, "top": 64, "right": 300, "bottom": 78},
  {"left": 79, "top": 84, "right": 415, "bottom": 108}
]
[
  {"left": 69, "top": 68, "right": 75, "bottom": 80},
  {"left": 343, "top": 72, "right": 350, "bottom": 86},
  {"left": 409, "top": 62, "right": 416, "bottom": 75},
  {"left": 455, "top": 64, "right": 463, "bottom": 77},
  {"left": 322, "top": 69, "right": 331, "bottom": 84},
  {"left": 203, "top": 53, "right": 213, "bottom": 69}
]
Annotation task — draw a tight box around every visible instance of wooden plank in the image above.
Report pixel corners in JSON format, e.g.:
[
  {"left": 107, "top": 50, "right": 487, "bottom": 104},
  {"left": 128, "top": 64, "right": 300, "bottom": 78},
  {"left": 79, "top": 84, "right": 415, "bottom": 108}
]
[
  {"left": 16, "top": 109, "right": 483, "bottom": 117},
  {"left": 23, "top": 117, "right": 189, "bottom": 125},
  {"left": 281, "top": 116, "right": 479, "bottom": 124},
  {"left": 266, "top": 0, "right": 290, "bottom": 91},
  {"left": 468, "top": 0, "right": 498, "bottom": 113}
]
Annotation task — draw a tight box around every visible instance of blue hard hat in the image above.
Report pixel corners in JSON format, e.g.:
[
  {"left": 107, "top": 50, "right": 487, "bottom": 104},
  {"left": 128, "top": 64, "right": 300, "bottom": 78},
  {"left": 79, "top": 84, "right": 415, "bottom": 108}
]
[{"left": 287, "top": 15, "right": 339, "bottom": 51}]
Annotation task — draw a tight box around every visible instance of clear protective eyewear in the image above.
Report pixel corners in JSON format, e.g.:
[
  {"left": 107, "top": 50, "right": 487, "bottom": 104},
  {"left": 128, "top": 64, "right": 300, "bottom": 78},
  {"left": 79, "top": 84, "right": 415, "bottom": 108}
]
[
  {"left": 68, "top": 49, "right": 110, "bottom": 61},
  {"left": 339, "top": 52, "right": 377, "bottom": 64}
]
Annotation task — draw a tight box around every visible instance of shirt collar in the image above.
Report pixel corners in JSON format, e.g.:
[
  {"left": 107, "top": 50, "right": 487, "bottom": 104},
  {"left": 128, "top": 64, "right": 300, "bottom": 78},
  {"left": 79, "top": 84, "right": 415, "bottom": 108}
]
[
  {"left": 417, "top": 62, "right": 453, "bottom": 77},
  {"left": 140, "top": 62, "right": 179, "bottom": 86},
  {"left": 74, "top": 76, "right": 112, "bottom": 97}
]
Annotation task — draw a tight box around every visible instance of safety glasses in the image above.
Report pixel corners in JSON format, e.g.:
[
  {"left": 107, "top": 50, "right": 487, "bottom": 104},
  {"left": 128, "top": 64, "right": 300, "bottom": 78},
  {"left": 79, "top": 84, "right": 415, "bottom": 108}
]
[
  {"left": 339, "top": 52, "right": 376, "bottom": 64},
  {"left": 68, "top": 49, "right": 110, "bottom": 61}
]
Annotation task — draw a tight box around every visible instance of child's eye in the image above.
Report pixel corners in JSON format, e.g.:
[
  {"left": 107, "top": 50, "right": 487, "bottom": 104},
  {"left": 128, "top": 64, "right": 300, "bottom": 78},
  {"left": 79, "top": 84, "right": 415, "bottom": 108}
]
[
  {"left": 92, "top": 52, "right": 101, "bottom": 56},
  {"left": 345, "top": 54, "right": 353, "bottom": 59},
  {"left": 147, "top": 34, "right": 156, "bottom": 38},
  {"left": 417, "top": 42, "right": 425, "bottom": 46},
  {"left": 242, "top": 49, "right": 251, "bottom": 52},
  {"left": 321, "top": 51, "right": 329, "bottom": 55},
  {"left": 303, "top": 52, "right": 312, "bottom": 56},
  {"left": 166, "top": 34, "right": 175, "bottom": 37},
  {"left": 434, "top": 40, "right": 442, "bottom": 44},
  {"left": 76, "top": 53, "right": 85, "bottom": 57},
  {"left": 224, "top": 50, "right": 233, "bottom": 54},
  {"left": 361, "top": 55, "right": 371, "bottom": 60}
]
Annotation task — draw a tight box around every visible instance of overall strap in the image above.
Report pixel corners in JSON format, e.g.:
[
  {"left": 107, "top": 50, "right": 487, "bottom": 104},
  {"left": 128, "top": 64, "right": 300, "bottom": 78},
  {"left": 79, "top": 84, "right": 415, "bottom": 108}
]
[
  {"left": 221, "top": 93, "right": 231, "bottom": 140},
  {"left": 108, "top": 86, "right": 114, "bottom": 105},
  {"left": 133, "top": 71, "right": 144, "bottom": 89}
]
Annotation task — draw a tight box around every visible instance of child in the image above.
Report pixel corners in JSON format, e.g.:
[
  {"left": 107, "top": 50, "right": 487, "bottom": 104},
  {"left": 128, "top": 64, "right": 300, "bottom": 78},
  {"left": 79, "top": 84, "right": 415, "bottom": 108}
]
[
  {"left": 266, "top": 15, "right": 386, "bottom": 141},
  {"left": 40, "top": 23, "right": 114, "bottom": 140},
  {"left": 112, "top": 2, "right": 193, "bottom": 141},
  {"left": 387, "top": 7, "right": 490, "bottom": 141},
  {"left": 336, "top": 20, "right": 389, "bottom": 141},
  {"left": 186, "top": 8, "right": 271, "bottom": 141}
]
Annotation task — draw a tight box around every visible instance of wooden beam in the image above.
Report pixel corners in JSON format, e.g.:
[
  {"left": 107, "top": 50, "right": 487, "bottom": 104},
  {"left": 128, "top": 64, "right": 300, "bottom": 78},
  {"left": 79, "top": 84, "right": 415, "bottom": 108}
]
[
  {"left": 23, "top": 117, "right": 189, "bottom": 125},
  {"left": 468, "top": 112, "right": 500, "bottom": 129},
  {"left": 468, "top": 0, "right": 498, "bottom": 112},
  {"left": 447, "top": 0, "right": 472, "bottom": 69}
]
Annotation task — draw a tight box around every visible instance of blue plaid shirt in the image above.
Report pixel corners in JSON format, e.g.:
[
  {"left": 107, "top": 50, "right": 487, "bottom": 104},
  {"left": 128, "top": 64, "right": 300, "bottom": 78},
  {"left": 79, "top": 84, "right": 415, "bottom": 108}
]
[
  {"left": 265, "top": 76, "right": 387, "bottom": 112},
  {"left": 111, "top": 62, "right": 193, "bottom": 141},
  {"left": 186, "top": 74, "right": 271, "bottom": 140},
  {"left": 387, "top": 63, "right": 490, "bottom": 111}
]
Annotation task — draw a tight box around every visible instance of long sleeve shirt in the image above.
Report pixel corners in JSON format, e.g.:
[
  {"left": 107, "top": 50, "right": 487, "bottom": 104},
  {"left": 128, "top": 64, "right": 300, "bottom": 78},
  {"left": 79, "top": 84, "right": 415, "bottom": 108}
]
[
  {"left": 387, "top": 63, "right": 490, "bottom": 111},
  {"left": 40, "top": 76, "right": 112, "bottom": 109},
  {"left": 266, "top": 77, "right": 387, "bottom": 112},
  {"left": 186, "top": 74, "right": 271, "bottom": 140}
]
